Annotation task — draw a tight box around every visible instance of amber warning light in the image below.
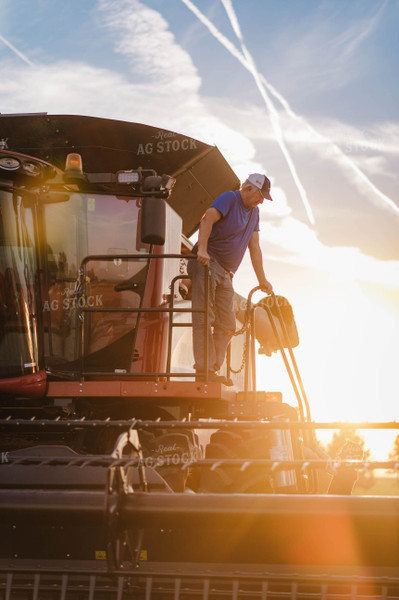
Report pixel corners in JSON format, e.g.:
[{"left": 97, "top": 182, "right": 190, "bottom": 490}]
[{"left": 65, "top": 153, "right": 83, "bottom": 173}]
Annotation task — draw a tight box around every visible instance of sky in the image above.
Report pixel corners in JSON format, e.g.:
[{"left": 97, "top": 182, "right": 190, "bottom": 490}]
[{"left": 1, "top": 0, "right": 398, "bottom": 458}]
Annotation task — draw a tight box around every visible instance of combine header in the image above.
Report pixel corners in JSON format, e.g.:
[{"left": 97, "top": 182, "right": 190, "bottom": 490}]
[{"left": 0, "top": 114, "right": 398, "bottom": 599}]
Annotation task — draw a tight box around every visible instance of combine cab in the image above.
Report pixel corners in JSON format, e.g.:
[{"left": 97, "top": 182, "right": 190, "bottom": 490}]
[{"left": 0, "top": 114, "right": 398, "bottom": 599}]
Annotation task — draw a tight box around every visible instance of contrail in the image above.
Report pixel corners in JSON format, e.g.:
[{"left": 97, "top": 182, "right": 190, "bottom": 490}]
[
  {"left": 180, "top": 0, "right": 399, "bottom": 218},
  {"left": 261, "top": 79, "right": 399, "bottom": 217},
  {"left": 181, "top": 0, "right": 315, "bottom": 224},
  {"left": 180, "top": 0, "right": 245, "bottom": 65},
  {"left": 220, "top": 0, "right": 315, "bottom": 225},
  {"left": 0, "top": 33, "right": 34, "bottom": 66},
  {"left": 337, "top": 0, "right": 388, "bottom": 62}
]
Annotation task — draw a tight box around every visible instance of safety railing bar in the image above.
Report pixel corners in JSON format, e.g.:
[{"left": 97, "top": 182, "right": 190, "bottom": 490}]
[
  {"left": 243, "top": 288, "right": 304, "bottom": 421},
  {"left": 167, "top": 265, "right": 209, "bottom": 382},
  {"left": 203, "top": 578, "right": 210, "bottom": 600},
  {"left": 270, "top": 292, "right": 312, "bottom": 423},
  {"left": 291, "top": 581, "right": 298, "bottom": 600},
  {"left": 78, "top": 252, "right": 213, "bottom": 384},
  {"left": 136, "top": 457, "right": 396, "bottom": 470},
  {"left": 232, "top": 579, "right": 239, "bottom": 600},
  {"left": 116, "top": 576, "right": 124, "bottom": 600},
  {"left": 1, "top": 567, "right": 399, "bottom": 585},
  {"left": 5, "top": 573, "right": 12, "bottom": 600},
  {"left": 261, "top": 581, "right": 269, "bottom": 600},
  {"left": 244, "top": 299, "right": 251, "bottom": 399},
  {"left": 256, "top": 302, "right": 306, "bottom": 425},
  {"left": 1, "top": 418, "right": 399, "bottom": 429},
  {"left": 252, "top": 297, "right": 313, "bottom": 491},
  {"left": 145, "top": 577, "right": 153, "bottom": 600},
  {"left": 166, "top": 275, "right": 180, "bottom": 377},
  {"left": 60, "top": 574, "right": 68, "bottom": 600},
  {"left": 89, "top": 574, "right": 96, "bottom": 600},
  {"left": 243, "top": 288, "right": 311, "bottom": 438},
  {"left": 1, "top": 455, "right": 398, "bottom": 471},
  {"left": 251, "top": 309, "right": 257, "bottom": 402},
  {"left": 166, "top": 273, "right": 206, "bottom": 382},
  {"left": 131, "top": 419, "right": 399, "bottom": 430},
  {"left": 204, "top": 264, "right": 209, "bottom": 382},
  {"left": 244, "top": 286, "right": 269, "bottom": 401},
  {"left": 33, "top": 573, "right": 40, "bottom": 600},
  {"left": 80, "top": 307, "right": 203, "bottom": 313},
  {"left": 79, "top": 371, "right": 197, "bottom": 378},
  {"left": 174, "top": 577, "right": 182, "bottom": 600},
  {"left": 80, "top": 253, "right": 196, "bottom": 265}
]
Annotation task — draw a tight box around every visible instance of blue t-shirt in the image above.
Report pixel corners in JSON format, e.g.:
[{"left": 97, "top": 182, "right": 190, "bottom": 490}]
[{"left": 207, "top": 190, "right": 259, "bottom": 273}]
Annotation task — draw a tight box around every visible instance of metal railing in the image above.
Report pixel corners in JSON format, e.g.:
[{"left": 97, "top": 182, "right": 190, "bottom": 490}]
[{"left": 78, "top": 253, "right": 210, "bottom": 381}]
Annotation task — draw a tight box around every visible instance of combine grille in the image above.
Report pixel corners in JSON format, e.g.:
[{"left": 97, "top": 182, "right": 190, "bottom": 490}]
[{"left": 1, "top": 568, "right": 399, "bottom": 600}]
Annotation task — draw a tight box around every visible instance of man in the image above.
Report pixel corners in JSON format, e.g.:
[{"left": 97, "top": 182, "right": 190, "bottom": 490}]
[{"left": 187, "top": 173, "right": 274, "bottom": 384}]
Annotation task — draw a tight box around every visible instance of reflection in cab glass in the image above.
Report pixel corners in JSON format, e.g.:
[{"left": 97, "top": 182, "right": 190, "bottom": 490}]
[
  {"left": 42, "top": 193, "right": 147, "bottom": 375},
  {"left": 0, "top": 190, "right": 38, "bottom": 378}
]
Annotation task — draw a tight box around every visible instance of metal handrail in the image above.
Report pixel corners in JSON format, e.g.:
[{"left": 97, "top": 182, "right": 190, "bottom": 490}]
[
  {"left": 167, "top": 270, "right": 209, "bottom": 382},
  {"left": 2, "top": 417, "right": 398, "bottom": 430},
  {"left": 78, "top": 253, "right": 210, "bottom": 381},
  {"left": 1, "top": 455, "right": 398, "bottom": 471}
]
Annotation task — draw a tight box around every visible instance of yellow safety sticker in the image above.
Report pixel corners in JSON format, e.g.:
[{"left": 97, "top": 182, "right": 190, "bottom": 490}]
[
  {"left": 139, "top": 550, "right": 148, "bottom": 561},
  {"left": 95, "top": 550, "right": 107, "bottom": 560}
]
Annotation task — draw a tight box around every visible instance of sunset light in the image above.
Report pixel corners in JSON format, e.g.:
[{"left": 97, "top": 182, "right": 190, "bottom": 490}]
[
  {"left": 1, "top": 1, "right": 399, "bottom": 595},
  {"left": 3, "top": 0, "right": 396, "bottom": 455}
]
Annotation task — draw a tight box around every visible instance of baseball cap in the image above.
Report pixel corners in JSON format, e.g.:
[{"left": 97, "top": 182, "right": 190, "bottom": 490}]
[{"left": 247, "top": 173, "right": 273, "bottom": 201}]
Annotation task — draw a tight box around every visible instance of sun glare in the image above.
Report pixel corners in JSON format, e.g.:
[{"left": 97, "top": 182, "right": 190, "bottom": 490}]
[{"left": 255, "top": 278, "right": 399, "bottom": 460}]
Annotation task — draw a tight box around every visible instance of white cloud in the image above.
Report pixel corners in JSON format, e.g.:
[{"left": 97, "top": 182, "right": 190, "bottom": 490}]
[
  {"left": 1, "top": 0, "right": 398, "bottom": 295},
  {"left": 258, "top": 212, "right": 399, "bottom": 289},
  {"left": 0, "top": 0, "right": 266, "bottom": 185},
  {"left": 348, "top": 155, "right": 393, "bottom": 179},
  {"left": 323, "top": 3, "right": 385, "bottom": 69},
  {"left": 0, "top": 60, "right": 141, "bottom": 117},
  {"left": 98, "top": 0, "right": 201, "bottom": 94},
  {"left": 0, "top": 4, "right": 252, "bottom": 156},
  {"left": 270, "top": 2, "right": 387, "bottom": 93},
  {"left": 311, "top": 118, "right": 399, "bottom": 158}
]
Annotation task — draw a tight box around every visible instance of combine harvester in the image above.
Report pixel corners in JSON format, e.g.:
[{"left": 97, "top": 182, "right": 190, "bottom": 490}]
[{"left": 0, "top": 114, "right": 398, "bottom": 599}]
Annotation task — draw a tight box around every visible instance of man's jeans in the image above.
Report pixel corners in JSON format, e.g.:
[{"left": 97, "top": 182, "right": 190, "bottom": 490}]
[{"left": 187, "top": 257, "right": 236, "bottom": 372}]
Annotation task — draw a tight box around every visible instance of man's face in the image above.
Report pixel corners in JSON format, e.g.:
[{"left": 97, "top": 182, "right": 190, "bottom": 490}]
[{"left": 244, "top": 186, "right": 265, "bottom": 207}]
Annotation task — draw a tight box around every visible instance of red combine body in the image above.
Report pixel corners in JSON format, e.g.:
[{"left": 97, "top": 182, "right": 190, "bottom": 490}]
[{"left": 0, "top": 114, "right": 398, "bottom": 599}]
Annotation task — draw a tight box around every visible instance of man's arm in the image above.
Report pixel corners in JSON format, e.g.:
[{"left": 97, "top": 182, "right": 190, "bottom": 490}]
[
  {"left": 196, "top": 207, "right": 221, "bottom": 266},
  {"left": 248, "top": 231, "right": 273, "bottom": 294}
]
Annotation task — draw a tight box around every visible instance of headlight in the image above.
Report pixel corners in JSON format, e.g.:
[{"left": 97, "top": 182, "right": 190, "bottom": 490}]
[
  {"left": 22, "top": 161, "right": 42, "bottom": 176},
  {"left": 0, "top": 156, "right": 21, "bottom": 170},
  {"left": 117, "top": 170, "right": 140, "bottom": 184}
]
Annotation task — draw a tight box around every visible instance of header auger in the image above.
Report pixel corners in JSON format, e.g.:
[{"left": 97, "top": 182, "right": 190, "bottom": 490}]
[{"left": 0, "top": 114, "right": 398, "bottom": 599}]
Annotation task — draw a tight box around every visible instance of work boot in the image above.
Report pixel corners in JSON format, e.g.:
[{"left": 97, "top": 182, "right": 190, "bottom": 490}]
[{"left": 195, "top": 371, "right": 233, "bottom": 386}]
